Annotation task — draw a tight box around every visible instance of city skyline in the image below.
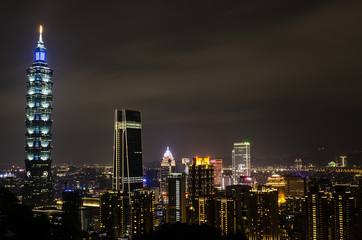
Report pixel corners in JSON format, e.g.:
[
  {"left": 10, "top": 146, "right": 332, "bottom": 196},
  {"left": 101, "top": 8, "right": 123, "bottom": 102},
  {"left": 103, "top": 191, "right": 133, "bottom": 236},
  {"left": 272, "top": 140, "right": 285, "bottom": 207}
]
[{"left": 1, "top": 1, "right": 362, "bottom": 167}]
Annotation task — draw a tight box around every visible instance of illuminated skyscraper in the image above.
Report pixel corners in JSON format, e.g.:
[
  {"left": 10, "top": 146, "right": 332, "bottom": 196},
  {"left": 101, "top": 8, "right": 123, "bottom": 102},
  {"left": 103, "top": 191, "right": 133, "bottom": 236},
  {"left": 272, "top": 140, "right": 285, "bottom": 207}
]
[
  {"left": 23, "top": 26, "right": 54, "bottom": 206},
  {"left": 188, "top": 157, "right": 214, "bottom": 202},
  {"left": 160, "top": 147, "right": 175, "bottom": 193},
  {"left": 247, "top": 185, "right": 279, "bottom": 240},
  {"left": 188, "top": 157, "right": 214, "bottom": 224},
  {"left": 166, "top": 173, "right": 186, "bottom": 223},
  {"left": 113, "top": 109, "right": 143, "bottom": 196},
  {"left": 232, "top": 142, "right": 250, "bottom": 183}
]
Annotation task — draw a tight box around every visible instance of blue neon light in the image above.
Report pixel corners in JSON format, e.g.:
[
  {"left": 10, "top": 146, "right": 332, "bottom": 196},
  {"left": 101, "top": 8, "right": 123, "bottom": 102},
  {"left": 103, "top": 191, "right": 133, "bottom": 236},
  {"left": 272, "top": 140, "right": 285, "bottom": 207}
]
[{"left": 35, "top": 50, "right": 46, "bottom": 61}]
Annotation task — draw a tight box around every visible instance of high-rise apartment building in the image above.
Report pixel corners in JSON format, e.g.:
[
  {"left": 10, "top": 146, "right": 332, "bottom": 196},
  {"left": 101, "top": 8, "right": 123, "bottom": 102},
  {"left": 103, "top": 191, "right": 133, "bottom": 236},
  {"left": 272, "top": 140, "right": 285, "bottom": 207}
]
[
  {"left": 247, "top": 185, "right": 279, "bottom": 240},
  {"left": 188, "top": 157, "right": 214, "bottom": 224},
  {"left": 188, "top": 157, "right": 214, "bottom": 201},
  {"left": 113, "top": 109, "right": 143, "bottom": 196},
  {"left": 331, "top": 184, "right": 355, "bottom": 240},
  {"left": 232, "top": 142, "right": 251, "bottom": 183},
  {"left": 100, "top": 190, "right": 125, "bottom": 239},
  {"left": 160, "top": 147, "right": 175, "bottom": 193},
  {"left": 226, "top": 185, "right": 251, "bottom": 235},
  {"left": 131, "top": 190, "right": 155, "bottom": 236},
  {"left": 305, "top": 183, "right": 331, "bottom": 240},
  {"left": 23, "top": 26, "right": 54, "bottom": 206},
  {"left": 166, "top": 173, "right": 186, "bottom": 223},
  {"left": 197, "top": 196, "right": 237, "bottom": 236}
]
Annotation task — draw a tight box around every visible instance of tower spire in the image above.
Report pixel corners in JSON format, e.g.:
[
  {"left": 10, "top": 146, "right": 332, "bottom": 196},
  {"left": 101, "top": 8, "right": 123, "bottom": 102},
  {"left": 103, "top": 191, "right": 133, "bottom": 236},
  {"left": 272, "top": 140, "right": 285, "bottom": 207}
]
[
  {"left": 39, "top": 25, "right": 43, "bottom": 42},
  {"left": 37, "top": 25, "right": 44, "bottom": 48}
]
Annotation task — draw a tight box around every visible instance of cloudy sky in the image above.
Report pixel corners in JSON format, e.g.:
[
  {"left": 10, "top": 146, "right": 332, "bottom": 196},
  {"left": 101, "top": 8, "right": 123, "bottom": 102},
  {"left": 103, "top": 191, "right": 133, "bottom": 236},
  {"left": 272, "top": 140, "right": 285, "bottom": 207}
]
[{"left": 1, "top": 0, "right": 362, "bottom": 166}]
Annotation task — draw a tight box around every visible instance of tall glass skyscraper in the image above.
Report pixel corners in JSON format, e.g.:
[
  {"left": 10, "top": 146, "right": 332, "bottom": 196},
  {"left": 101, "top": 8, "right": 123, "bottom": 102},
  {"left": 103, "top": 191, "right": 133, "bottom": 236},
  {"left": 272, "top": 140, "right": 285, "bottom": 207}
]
[
  {"left": 113, "top": 109, "right": 143, "bottom": 197},
  {"left": 23, "top": 26, "right": 54, "bottom": 206},
  {"left": 232, "top": 142, "right": 251, "bottom": 183}
]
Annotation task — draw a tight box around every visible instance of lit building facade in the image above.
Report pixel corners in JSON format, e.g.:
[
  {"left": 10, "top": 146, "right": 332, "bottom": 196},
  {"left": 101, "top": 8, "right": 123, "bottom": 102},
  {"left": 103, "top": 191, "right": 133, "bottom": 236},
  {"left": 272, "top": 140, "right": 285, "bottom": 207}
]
[
  {"left": 188, "top": 157, "right": 214, "bottom": 224},
  {"left": 197, "top": 196, "right": 237, "bottom": 235},
  {"left": 331, "top": 185, "right": 355, "bottom": 240},
  {"left": 215, "top": 197, "right": 237, "bottom": 236},
  {"left": 210, "top": 158, "right": 222, "bottom": 187},
  {"left": 113, "top": 109, "right": 143, "bottom": 196},
  {"left": 247, "top": 185, "right": 279, "bottom": 240},
  {"left": 267, "top": 174, "right": 286, "bottom": 204},
  {"left": 188, "top": 157, "right": 214, "bottom": 200},
  {"left": 232, "top": 142, "right": 251, "bottom": 183},
  {"left": 166, "top": 173, "right": 186, "bottom": 223},
  {"left": 305, "top": 184, "right": 331, "bottom": 240},
  {"left": 160, "top": 147, "right": 175, "bottom": 194},
  {"left": 100, "top": 190, "right": 125, "bottom": 239},
  {"left": 23, "top": 25, "right": 54, "bottom": 206},
  {"left": 131, "top": 190, "right": 155, "bottom": 236}
]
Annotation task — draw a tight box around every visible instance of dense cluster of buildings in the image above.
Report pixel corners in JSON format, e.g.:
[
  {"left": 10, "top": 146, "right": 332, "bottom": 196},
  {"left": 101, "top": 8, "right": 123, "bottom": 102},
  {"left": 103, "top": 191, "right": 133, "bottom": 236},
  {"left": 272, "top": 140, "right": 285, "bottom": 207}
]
[{"left": 1, "top": 26, "right": 362, "bottom": 240}]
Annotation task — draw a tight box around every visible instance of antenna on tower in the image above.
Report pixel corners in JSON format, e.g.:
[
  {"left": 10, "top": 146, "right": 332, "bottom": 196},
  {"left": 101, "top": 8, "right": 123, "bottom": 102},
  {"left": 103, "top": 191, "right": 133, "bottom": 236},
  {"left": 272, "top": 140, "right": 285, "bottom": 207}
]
[{"left": 39, "top": 25, "right": 43, "bottom": 42}]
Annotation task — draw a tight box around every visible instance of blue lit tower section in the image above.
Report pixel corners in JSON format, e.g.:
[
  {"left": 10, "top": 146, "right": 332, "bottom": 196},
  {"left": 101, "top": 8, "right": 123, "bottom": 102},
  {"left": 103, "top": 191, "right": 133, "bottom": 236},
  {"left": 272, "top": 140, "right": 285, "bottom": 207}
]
[{"left": 23, "top": 26, "right": 54, "bottom": 206}]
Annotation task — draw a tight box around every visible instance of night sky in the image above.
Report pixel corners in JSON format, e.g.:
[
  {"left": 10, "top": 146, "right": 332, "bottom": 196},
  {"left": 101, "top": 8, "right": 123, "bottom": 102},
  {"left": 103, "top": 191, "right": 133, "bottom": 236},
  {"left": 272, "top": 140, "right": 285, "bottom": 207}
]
[{"left": 1, "top": 0, "right": 362, "bottom": 167}]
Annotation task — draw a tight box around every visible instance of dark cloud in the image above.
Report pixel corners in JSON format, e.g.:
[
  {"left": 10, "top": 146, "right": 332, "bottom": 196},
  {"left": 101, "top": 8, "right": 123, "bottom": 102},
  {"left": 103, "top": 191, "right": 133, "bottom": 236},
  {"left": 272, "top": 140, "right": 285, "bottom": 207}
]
[{"left": 1, "top": 0, "right": 362, "bottom": 167}]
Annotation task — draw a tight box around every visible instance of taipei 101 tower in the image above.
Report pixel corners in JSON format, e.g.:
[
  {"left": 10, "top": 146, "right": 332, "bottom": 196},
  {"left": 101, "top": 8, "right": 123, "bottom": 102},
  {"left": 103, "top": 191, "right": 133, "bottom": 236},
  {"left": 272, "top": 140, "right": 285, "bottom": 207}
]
[{"left": 23, "top": 26, "right": 54, "bottom": 206}]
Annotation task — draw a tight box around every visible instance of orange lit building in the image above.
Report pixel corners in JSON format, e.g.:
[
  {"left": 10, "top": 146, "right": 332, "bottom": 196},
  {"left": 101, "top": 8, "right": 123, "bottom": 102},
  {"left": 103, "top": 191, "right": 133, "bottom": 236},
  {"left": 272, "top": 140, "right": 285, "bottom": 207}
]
[{"left": 267, "top": 174, "right": 286, "bottom": 204}]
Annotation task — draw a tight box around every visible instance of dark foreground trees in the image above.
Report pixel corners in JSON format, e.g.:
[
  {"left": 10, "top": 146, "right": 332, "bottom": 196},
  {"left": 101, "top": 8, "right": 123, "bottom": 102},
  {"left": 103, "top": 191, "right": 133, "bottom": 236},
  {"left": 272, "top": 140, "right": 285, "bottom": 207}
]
[{"left": 0, "top": 187, "right": 51, "bottom": 240}]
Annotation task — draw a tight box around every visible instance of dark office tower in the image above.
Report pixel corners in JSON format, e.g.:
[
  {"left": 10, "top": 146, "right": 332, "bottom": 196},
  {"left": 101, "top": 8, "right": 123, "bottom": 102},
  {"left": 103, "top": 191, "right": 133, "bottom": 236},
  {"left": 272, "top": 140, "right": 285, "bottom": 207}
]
[
  {"left": 144, "top": 169, "right": 159, "bottom": 188},
  {"left": 100, "top": 190, "right": 125, "bottom": 239},
  {"left": 166, "top": 173, "right": 186, "bottom": 223},
  {"left": 62, "top": 190, "right": 82, "bottom": 238},
  {"left": 247, "top": 185, "right": 279, "bottom": 240},
  {"left": 285, "top": 175, "right": 306, "bottom": 197},
  {"left": 160, "top": 147, "right": 175, "bottom": 194},
  {"left": 131, "top": 190, "right": 155, "bottom": 236},
  {"left": 187, "top": 157, "right": 214, "bottom": 224},
  {"left": 331, "top": 184, "right": 356, "bottom": 240},
  {"left": 23, "top": 26, "right": 54, "bottom": 207},
  {"left": 113, "top": 109, "right": 143, "bottom": 196},
  {"left": 305, "top": 184, "right": 331, "bottom": 240}
]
